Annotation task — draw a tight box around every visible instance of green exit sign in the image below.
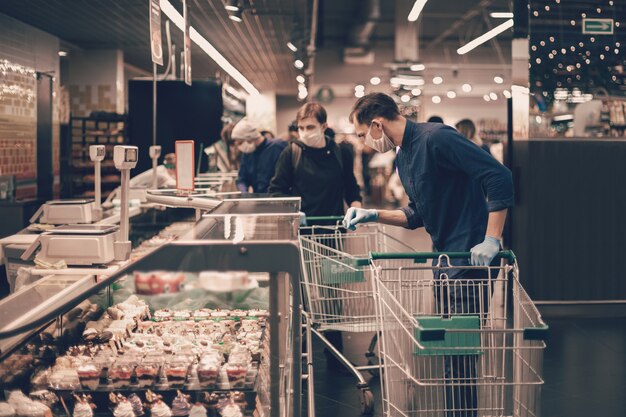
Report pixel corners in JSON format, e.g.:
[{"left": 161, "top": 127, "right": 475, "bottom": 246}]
[{"left": 583, "top": 18, "right": 614, "bottom": 35}]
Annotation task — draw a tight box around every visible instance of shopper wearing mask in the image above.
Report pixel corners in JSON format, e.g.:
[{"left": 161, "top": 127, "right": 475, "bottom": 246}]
[
  {"left": 269, "top": 101, "right": 362, "bottom": 371},
  {"left": 269, "top": 102, "right": 362, "bottom": 219},
  {"left": 343, "top": 93, "right": 514, "bottom": 417},
  {"left": 232, "top": 118, "right": 286, "bottom": 194}
]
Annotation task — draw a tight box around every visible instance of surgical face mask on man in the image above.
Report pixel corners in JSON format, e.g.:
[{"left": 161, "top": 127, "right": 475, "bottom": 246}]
[
  {"left": 299, "top": 128, "right": 326, "bottom": 148},
  {"left": 237, "top": 140, "right": 257, "bottom": 154},
  {"left": 365, "top": 121, "right": 395, "bottom": 153}
]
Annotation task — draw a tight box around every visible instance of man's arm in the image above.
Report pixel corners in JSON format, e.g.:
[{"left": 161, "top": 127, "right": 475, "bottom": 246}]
[
  {"left": 486, "top": 209, "right": 507, "bottom": 240},
  {"left": 376, "top": 209, "right": 409, "bottom": 227}
]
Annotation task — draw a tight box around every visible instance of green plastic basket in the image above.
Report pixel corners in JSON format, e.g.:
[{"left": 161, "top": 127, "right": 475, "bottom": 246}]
[{"left": 320, "top": 257, "right": 366, "bottom": 284}]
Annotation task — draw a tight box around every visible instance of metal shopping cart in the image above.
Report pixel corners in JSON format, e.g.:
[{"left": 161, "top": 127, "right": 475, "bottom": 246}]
[
  {"left": 370, "top": 251, "right": 548, "bottom": 417},
  {"left": 299, "top": 217, "right": 417, "bottom": 415}
]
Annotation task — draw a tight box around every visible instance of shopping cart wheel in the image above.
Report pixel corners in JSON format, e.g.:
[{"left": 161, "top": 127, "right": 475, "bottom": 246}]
[{"left": 359, "top": 387, "right": 374, "bottom": 415}]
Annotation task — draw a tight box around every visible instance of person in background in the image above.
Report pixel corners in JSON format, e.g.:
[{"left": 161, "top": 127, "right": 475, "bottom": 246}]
[
  {"left": 269, "top": 103, "right": 362, "bottom": 370},
  {"left": 232, "top": 119, "right": 286, "bottom": 194},
  {"left": 269, "top": 102, "right": 362, "bottom": 219},
  {"left": 456, "top": 118, "right": 491, "bottom": 155},
  {"left": 260, "top": 130, "right": 275, "bottom": 140},
  {"left": 344, "top": 93, "right": 513, "bottom": 417},
  {"left": 287, "top": 120, "right": 298, "bottom": 141},
  {"left": 427, "top": 115, "right": 444, "bottom": 123},
  {"left": 220, "top": 122, "right": 239, "bottom": 170}
]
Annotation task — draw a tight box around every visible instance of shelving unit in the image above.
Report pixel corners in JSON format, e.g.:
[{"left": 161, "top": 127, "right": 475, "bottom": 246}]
[{"left": 68, "top": 115, "right": 128, "bottom": 198}]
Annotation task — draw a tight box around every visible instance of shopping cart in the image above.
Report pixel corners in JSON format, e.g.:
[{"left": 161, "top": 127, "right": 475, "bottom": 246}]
[
  {"left": 370, "top": 251, "right": 548, "bottom": 417},
  {"left": 299, "top": 217, "right": 417, "bottom": 415}
]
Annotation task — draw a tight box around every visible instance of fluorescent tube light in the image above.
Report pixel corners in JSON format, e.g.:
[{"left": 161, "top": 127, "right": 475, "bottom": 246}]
[
  {"left": 490, "top": 12, "right": 514, "bottom": 18},
  {"left": 408, "top": 0, "right": 428, "bottom": 22},
  {"left": 160, "top": 0, "right": 259, "bottom": 95},
  {"left": 457, "top": 19, "right": 514, "bottom": 55},
  {"left": 287, "top": 42, "right": 298, "bottom": 52},
  {"left": 390, "top": 76, "right": 425, "bottom": 86}
]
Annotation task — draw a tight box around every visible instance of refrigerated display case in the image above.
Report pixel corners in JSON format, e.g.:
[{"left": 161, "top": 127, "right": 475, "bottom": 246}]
[{"left": 0, "top": 200, "right": 302, "bottom": 417}]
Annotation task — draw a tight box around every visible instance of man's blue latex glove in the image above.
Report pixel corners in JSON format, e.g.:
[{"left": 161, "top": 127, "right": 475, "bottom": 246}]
[
  {"left": 342, "top": 208, "right": 378, "bottom": 231},
  {"left": 470, "top": 236, "right": 501, "bottom": 266}
]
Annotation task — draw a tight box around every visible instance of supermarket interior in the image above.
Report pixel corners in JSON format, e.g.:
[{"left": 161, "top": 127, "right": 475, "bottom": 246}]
[{"left": 0, "top": 1, "right": 625, "bottom": 417}]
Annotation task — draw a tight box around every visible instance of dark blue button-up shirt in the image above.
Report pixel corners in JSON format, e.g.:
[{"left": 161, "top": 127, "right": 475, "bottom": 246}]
[
  {"left": 397, "top": 120, "right": 514, "bottom": 257},
  {"left": 237, "top": 138, "right": 287, "bottom": 193}
]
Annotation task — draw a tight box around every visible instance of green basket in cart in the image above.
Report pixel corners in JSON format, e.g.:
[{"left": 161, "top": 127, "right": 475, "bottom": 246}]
[{"left": 320, "top": 256, "right": 366, "bottom": 284}]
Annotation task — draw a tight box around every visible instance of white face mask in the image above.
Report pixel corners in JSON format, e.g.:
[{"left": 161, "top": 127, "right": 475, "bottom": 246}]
[
  {"left": 237, "top": 141, "right": 257, "bottom": 154},
  {"left": 299, "top": 128, "right": 326, "bottom": 148},
  {"left": 365, "top": 121, "right": 395, "bottom": 153}
]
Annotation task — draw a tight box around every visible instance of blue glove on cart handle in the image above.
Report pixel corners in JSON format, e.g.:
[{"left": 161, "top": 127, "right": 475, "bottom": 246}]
[
  {"left": 342, "top": 208, "right": 378, "bottom": 231},
  {"left": 470, "top": 236, "right": 501, "bottom": 266}
]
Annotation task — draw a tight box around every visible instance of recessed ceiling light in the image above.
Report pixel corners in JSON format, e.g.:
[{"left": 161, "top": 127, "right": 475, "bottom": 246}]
[
  {"left": 462, "top": 83, "right": 472, "bottom": 92},
  {"left": 298, "top": 90, "right": 308, "bottom": 100},
  {"left": 294, "top": 60, "right": 304, "bottom": 69},
  {"left": 296, "top": 75, "right": 305, "bottom": 84},
  {"left": 410, "top": 63, "right": 425, "bottom": 71},
  {"left": 355, "top": 90, "right": 365, "bottom": 98},
  {"left": 447, "top": 91, "right": 456, "bottom": 99},
  {"left": 287, "top": 42, "right": 298, "bottom": 52},
  {"left": 483, "top": 94, "right": 491, "bottom": 102},
  {"left": 224, "top": 0, "right": 240, "bottom": 11},
  {"left": 58, "top": 51, "right": 68, "bottom": 57},
  {"left": 489, "top": 92, "right": 498, "bottom": 100},
  {"left": 494, "top": 75, "right": 504, "bottom": 84},
  {"left": 411, "top": 88, "right": 421, "bottom": 96},
  {"left": 401, "top": 94, "right": 411, "bottom": 103},
  {"left": 503, "top": 90, "right": 512, "bottom": 98},
  {"left": 370, "top": 76, "right": 381, "bottom": 85},
  {"left": 432, "top": 95, "right": 441, "bottom": 104},
  {"left": 355, "top": 84, "right": 365, "bottom": 92},
  {"left": 432, "top": 76, "right": 443, "bottom": 85}
]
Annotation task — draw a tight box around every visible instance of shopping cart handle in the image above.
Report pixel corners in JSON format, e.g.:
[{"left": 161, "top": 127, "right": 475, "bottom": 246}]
[
  {"left": 305, "top": 216, "right": 344, "bottom": 222},
  {"left": 369, "top": 250, "right": 516, "bottom": 263},
  {"left": 419, "top": 328, "right": 446, "bottom": 342},
  {"left": 523, "top": 324, "right": 549, "bottom": 341}
]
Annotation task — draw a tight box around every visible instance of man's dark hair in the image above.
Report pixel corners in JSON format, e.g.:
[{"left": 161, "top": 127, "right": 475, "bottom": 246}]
[
  {"left": 288, "top": 120, "right": 298, "bottom": 132},
  {"left": 296, "top": 102, "right": 327, "bottom": 124},
  {"left": 427, "top": 115, "right": 444, "bottom": 123},
  {"left": 324, "top": 127, "right": 335, "bottom": 140},
  {"left": 350, "top": 93, "right": 401, "bottom": 126}
]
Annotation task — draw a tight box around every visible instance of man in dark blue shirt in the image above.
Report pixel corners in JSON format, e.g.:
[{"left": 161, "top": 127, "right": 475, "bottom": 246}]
[
  {"left": 232, "top": 119, "right": 287, "bottom": 194},
  {"left": 343, "top": 93, "right": 514, "bottom": 417}
]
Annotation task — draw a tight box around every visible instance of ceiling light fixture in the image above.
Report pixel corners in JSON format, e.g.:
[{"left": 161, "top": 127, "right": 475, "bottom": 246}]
[
  {"left": 408, "top": 0, "right": 429, "bottom": 22},
  {"left": 296, "top": 75, "right": 305, "bottom": 84},
  {"left": 298, "top": 90, "right": 308, "bottom": 100},
  {"left": 503, "top": 90, "right": 512, "bottom": 98},
  {"left": 401, "top": 94, "right": 411, "bottom": 103},
  {"left": 462, "top": 83, "right": 472, "bottom": 92},
  {"left": 410, "top": 63, "right": 426, "bottom": 71},
  {"left": 447, "top": 90, "right": 457, "bottom": 99},
  {"left": 489, "top": 92, "right": 498, "bottom": 100},
  {"left": 494, "top": 75, "right": 504, "bottom": 84},
  {"left": 228, "top": 9, "right": 243, "bottom": 22},
  {"left": 58, "top": 51, "right": 68, "bottom": 57},
  {"left": 390, "top": 76, "right": 425, "bottom": 86},
  {"left": 432, "top": 95, "right": 441, "bottom": 104},
  {"left": 490, "top": 12, "right": 514, "bottom": 18},
  {"left": 457, "top": 19, "right": 514, "bottom": 55},
  {"left": 355, "top": 90, "right": 365, "bottom": 98},
  {"left": 411, "top": 88, "right": 422, "bottom": 96},
  {"left": 370, "top": 76, "right": 381, "bottom": 85},
  {"left": 355, "top": 84, "right": 365, "bottom": 92},
  {"left": 483, "top": 95, "right": 491, "bottom": 102},
  {"left": 224, "top": 0, "right": 240, "bottom": 11},
  {"left": 432, "top": 76, "right": 443, "bottom": 85},
  {"left": 287, "top": 42, "right": 298, "bottom": 52},
  {"left": 160, "top": 0, "right": 259, "bottom": 95},
  {"left": 294, "top": 59, "right": 304, "bottom": 69}
]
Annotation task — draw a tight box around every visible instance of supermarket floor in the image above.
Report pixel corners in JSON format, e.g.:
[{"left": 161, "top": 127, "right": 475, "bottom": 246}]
[{"left": 302, "top": 226, "right": 626, "bottom": 417}]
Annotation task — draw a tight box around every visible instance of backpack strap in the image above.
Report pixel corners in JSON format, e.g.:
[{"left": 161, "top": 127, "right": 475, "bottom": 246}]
[{"left": 291, "top": 142, "right": 302, "bottom": 172}]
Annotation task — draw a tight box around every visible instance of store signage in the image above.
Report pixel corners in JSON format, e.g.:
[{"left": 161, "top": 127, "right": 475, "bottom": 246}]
[
  {"left": 583, "top": 18, "right": 614, "bottom": 35},
  {"left": 149, "top": 0, "right": 163, "bottom": 65},
  {"left": 183, "top": 0, "right": 192, "bottom": 86},
  {"left": 175, "top": 140, "right": 195, "bottom": 191}
]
